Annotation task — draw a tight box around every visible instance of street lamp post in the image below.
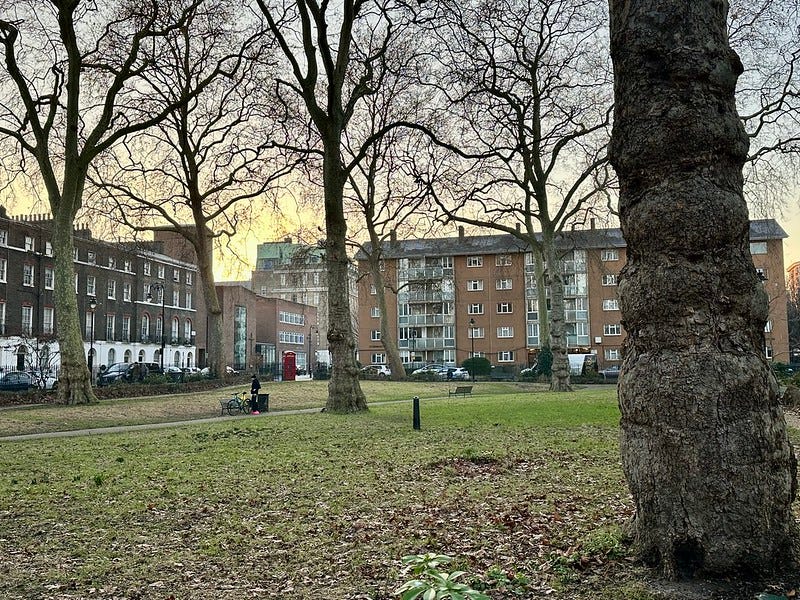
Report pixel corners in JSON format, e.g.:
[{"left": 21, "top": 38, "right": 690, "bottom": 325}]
[
  {"left": 88, "top": 296, "right": 97, "bottom": 378},
  {"left": 469, "top": 318, "right": 475, "bottom": 382},
  {"left": 147, "top": 283, "right": 166, "bottom": 373},
  {"left": 410, "top": 329, "right": 418, "bottom": 366}
]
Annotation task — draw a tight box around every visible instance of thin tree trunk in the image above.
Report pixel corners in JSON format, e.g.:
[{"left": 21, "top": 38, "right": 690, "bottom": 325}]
[
  {"left": 366, "top": 241, "right": 406, "bottom": 381},
  {"left": 196, "top": 230, "right": 226, "bottom": 379},
  {"left": 323, "top": 145, "right": 367, "bottom": 412},
  {"left": 610, "top": 0, "right": 797, "bottom": 576},
  {"left": 532, "top": 250, "right": 550, "bottom": 348}
]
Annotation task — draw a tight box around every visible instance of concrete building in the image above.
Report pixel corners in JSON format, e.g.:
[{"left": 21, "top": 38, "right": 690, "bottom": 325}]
[{"left": 356, "top": 220, "right": 790, "bottom": 371}]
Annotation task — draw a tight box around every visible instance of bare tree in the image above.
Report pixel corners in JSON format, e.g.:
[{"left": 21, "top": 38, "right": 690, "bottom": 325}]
[
  {"left": 610, "top": 0, "right": 797, "bottom": 579},
  {"left": 89, "top": 3, "right": 296, "bottom": 379},
  {"left": 418, "top": 0, "right": 613, "bottom": 391},
  {"left": 254, "top": 0, "right": 416, "bottom": 412},
  {"left": 0, "top": 0, "right": 228, "bottom": 403}
]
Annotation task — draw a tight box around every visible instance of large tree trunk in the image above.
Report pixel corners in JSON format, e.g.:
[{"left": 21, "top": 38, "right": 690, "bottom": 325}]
[
  {"left": 544, "top": 233, "right": 571, "bottom": 391},
  {"left": 532, "top": 249, "right": 550, "bottom": 348},
  {"left": 609, "top": 0, "right": 797, "bottom": 577},
  {"left": 53, "top": 209, "right": 96, "bottom": 405},
  {"left": 323, "top": 144, "right": 367, "bottom": 413}
]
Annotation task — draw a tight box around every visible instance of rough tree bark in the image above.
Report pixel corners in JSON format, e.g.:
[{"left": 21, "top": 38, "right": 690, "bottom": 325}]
[{"left": 609, "top": 0, "right": 797, "bottom": 577}]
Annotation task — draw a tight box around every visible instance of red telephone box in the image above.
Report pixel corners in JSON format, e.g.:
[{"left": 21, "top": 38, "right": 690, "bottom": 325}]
[{"left": 283, "top": 351, "right": 296, "bottom": 381}]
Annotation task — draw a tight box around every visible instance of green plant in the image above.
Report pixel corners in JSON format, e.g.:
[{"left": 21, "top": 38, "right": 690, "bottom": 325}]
[
  {"left": 537, "top": 347, "right": 553, "bottom": 376},
  {"left": 396, "top": 554, "right": 490, "bottom": 600},
  {"left": 462, "top": 357, "right": 491, "bottom": 378}
]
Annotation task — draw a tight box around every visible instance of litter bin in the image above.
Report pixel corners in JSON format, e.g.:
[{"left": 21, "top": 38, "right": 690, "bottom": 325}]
[{"left": 257, "top": 393, "right": 269, "bottom": 413}]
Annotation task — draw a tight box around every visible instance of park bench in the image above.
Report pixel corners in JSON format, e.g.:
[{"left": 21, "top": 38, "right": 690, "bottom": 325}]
[{"left": 448, "top": 385, "right": 473, "bottom": 398}]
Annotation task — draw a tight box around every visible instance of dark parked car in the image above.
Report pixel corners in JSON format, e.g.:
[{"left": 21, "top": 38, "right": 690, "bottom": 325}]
[
  {"left": 0, "top": 371, "right": 38, "bottom": 391},
  {"left": 97, "top": 363, "right": 135, "bottom": 386}
]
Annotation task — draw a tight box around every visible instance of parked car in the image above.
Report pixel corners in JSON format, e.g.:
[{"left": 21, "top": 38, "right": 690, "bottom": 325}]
[
  {"left": 360, "top": 364, "right": 391, "bottom": 378},
  {"left": 27, "top": 370, "right": 58, "bottom": 390},
  {"left": 0, "top": 371, "right": 38, "bottom": 391},
  {"left": 449, "top": 367, "right": 470, "bottom": 381},
  {"left": 600, "top": 365, "right": 621, "bottom": 381},
  {"left": 411, "top": 364, "right": 445, "bottom": 376},
  {"left": 520, "top": 365, "right": 537, "bottom": 378},
  {"left": 97, "top": 363, "right": 135, "bottom": 386}
]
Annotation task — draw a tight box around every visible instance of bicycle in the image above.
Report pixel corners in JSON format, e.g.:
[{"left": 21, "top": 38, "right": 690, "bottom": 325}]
[{"left": 220, "top": 390, "right": 251, "bottom": 416}]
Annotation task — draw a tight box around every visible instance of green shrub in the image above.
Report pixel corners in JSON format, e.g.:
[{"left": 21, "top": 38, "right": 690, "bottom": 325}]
[
  {"left": 536, "top": 347, "right": 553, "bottom": 376},
  {"left": 462, "top": 357, "right": 491, "bottom": 378}
]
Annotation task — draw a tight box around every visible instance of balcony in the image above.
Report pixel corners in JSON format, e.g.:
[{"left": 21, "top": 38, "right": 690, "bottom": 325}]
[
  {"left": 399, "top": 337, "right": 455, "bottom": 350},
  {"left": 400, "top": 266, "right": 452, "bottom": 280},
  {"left": 399, "top": 314, "right": 453, "bottom": 326}
]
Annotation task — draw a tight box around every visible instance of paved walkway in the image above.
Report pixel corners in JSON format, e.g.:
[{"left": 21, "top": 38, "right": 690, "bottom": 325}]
[{"left": 0, "top": 407, "right": 324, "bottom": 442}]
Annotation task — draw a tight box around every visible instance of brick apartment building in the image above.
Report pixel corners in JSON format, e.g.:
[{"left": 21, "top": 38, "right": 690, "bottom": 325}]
[{"left": 356, "top": 220, "right": 790, "bottom": 371}]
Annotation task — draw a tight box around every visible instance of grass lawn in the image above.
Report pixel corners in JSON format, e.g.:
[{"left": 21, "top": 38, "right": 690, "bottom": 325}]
[{"left": 0, "top": 383, "right": 797, "bottom": 599}]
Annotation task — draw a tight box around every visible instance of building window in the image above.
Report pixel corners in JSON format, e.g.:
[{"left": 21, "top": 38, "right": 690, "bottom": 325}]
[
  {"left": 602, "top": 274, "right": 617, "bottom": 286},
  {"left": 0, "top": 230, "right": 7, "bottom": 245},
  {"left": 25, "top": 236, "right": 35, "bottom": 252},
  {"left": 765, "top": 345, "right": 773, "bottom": 359},
  {"left": 0, "top": 258, "right": 6, "bottom": 283},
  {"left": 0, "top": 302, "right": 5, "bottom": 334},
  {"left": 73, "top": 247, "right": 79, "bottom": 261},
  {"left": 87, "top": 275, "right": 96, "bottom": 296},
  {"left": 143, "top": 261, "right": 151, "bottom": 276},
  {"left": 496, "top": 254, "right": 512, "bottom": 266},
  {"left": 469, "top": 327, "right": 485, "bottom": 339},
  {"left": 87, "top": 250, "right": 96, "bottom": 264},
  {"left": 122, "top": 316, "right": 131, "bottom": 341},
  {"left": 765, "top": 320, "right": 773, "bottom": 333},
  {"left": 750, "top": 242, "right": 768, "bottom": 255},
  {"left": 278, "top": 331, "right": 305, "bottom": 344},
  {"left": 371, "top": 307, "right": 381, "bottom": 318},
  {"left": 22, "top": 306, "right": 33, "bottom": 335},
  {"left": 186, "top": 272, "right": 192, "bottom": 285},
  {"left": 106, "top": 315, "right": 116, "bottom": 341},
  {"left": 45, "top": 241, "right": 53, "bottom": 256},
  {"left": 173, "top": 269, "right": 180, "bottom": 282},
  {"left": 601, "top": 249, "right": 619, "bottom": 261},
  {"left": 141, "top": 314, "right": 150, "bottom": 340},
  {"left": 604, "top": 324, "right": 622, "bottom": 336},
  {"left": 279, "top": 311, "right": 306, "bottom": 325},
  {"left": 44, "top": 267, "right": 54, "bottom": 290},
  {"left": 124, "top": 259, "right": 132, "bottom": 272},
  {"left": 371, "top": 353, "right": 386, "bottom": 364},
  {"left": 184, "top": 319, "right": 192, "bottom": 341},
  {"left": 123, "top": 283, "right": 132, "bottom": 302},
  {"left": 602, "top": 299, "right": 619, "bottom": 311},
  {"left": 23, "top": 264, "right": 34, "bottom": 287},
  {"left": 755, "top": 267, "right": 768, "bottom": 281},
  {"left": 605, "top": 348, "right": 621, "bottom": 361},
  {"left": 185, "top": 291, "right": 192, "bottom": 309},
  {"left": 467, "top": 303, "right": 484, "bottom": 315},
  {"left": 370, "top": 284, "right": 377, "bottom": 295},
  {"left": 108, "top": 257, "right": 116, "bottom": 269},
  {"left": 43, "top": 307, "right": 54, "bottom": 335},
  {"left": 497, "top": 326, "right": 514, "bottom": 338},
  {"left": 496, "top": 278, "right": 512, "bottom": 290},
  {"left": 497, "top": 302, "right": 513, "bottom": 314},
  {"left": 467, "top": 256, "right": 483, "bottom": 267},
  {"left": 467, "top": 279, "right": 484, "bottom": 291},
  {"left": 107, "top": 280, "right": 116, "bottom": 300},
  {"left": 371, "top": 330, "right": 381, "bottom": 341},
  {"left": 157, "top": 264, "right": 165, "bottom": 279},
  {"left": 173, "top": 290, "right": 180, "bottom": 306},
  {"left": 74, "top": 274, "right": 79, "bottom": 293},
  {"left": 498, "top": 350, "right": 515, "bottom": 362}
]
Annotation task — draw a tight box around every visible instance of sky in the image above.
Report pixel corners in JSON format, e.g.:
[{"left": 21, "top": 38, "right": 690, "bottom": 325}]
[{"left": 780, "top": 205, "right": 800, "bottom": 269}]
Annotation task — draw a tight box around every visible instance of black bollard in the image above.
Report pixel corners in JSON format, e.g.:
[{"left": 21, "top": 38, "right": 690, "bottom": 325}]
[{"left": 412, "top": 396, "right": 420, "bottom": 430}]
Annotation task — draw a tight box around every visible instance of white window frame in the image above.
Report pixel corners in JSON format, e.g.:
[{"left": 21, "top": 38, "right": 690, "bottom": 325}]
[
  {"left": 602, "top": 299, "right": 619, "bottom": 311},
  {"left": 23, "top": 264, "right": 34, "bottom": 287},
  {"left": 86, "top": 275, "right": 96, "bottom": 296},
  {"left": 495, "top": 254, "right": 512, "bottom": 266},
  {"left": 497, "top": 302, "right": 513, "bottom": 314},
  {"left": 496, "top": 326, "right": 514, "bottom": 338},
  {"left": 371, "top": 329, "right": 381, "bottom": 341},
  {"left": 467, "top": 303, "right": 484, "bottom": 315},
  {"left": 22, "top": 305, "right": 33, "bottom": 335},
  {"left": 370, "top": 307, "right": 381, "bottom": 318},
  {"left": 603, "top": 323, "right": 622, "bottom": 336},
  {"left": 44, "top": 266, "right": 54, "bottom": 290},
  {"left": 601, "top": 274, "right": 617, "bottom": 286},
  {"left": 605, "top": 348, "right": 621, "bottom": 361},
  {"left": 43, "top": 307, "right": 55, "bottom": 335},
  {"left": 498, "top": 350, "right": 515, "bottom": 362},
  {"left": 0, "top": 258, "right": 6, "bottom": 283},
  {"left": 107, "top": 280, "right": 116, "bottom": 300},
  {"left": 468, "top": 327, "right": 485, "bottom": 339},
  {"left": 749, "top": 242, "right": 767, "bottom": 255},
  {"left": 123, "top": 283, "right": 132, "bottom": 302},
  {"left": 143, "top": 261, "right": 151, "bottom": 276},
  {"left": 466, "top": 256, "right": 483, "bottom": 267},
  {"left": 496, "top": 278, "right": 513, "bottom": 290},
  {"left": 467, "top": 279, "right": 484, "bottom": 291},
  {"left": 601, "top": 249, "right": 619, "bottom": 261},
  {"left": 157, "top": 264, "right": 165, "bottom": 279}
]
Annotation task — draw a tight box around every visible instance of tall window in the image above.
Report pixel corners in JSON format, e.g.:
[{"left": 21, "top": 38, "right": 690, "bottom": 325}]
[
  {"left": 184, "top": 319, "right": 192, "bottom": 341},
  {"left": 45, "top": 266, "right": 54, "bottom": 289},
  {"left": 106, "top": 315, "right": 116, "bottom": 340},
  {"left": 371, "top": 307, "right": 380, "bottom": 317},
  {"left": 186, "top": 272, "right": 193, "bottom": 285},
  {"left": 45, "top": 241, "right": 53, "bottom": 256},
  {"left": 107, "top": 280, "right": 117, "bottom": 300},
  {"left": 0, "top": 302, "right": 5, "bottom": 334},
  {"left": 157, "top": 264, "right": 165, "bottom": 279},
  {"left": 22, "top": 306, "right": 33, "bottom": 335},
  {"left": 122, "top": 316, "right": 131, "bottom": 341},
  {"left": 140, "top": 314, "right": 150, "bottom": 340},
  {"left": 23, "top": 264, "right": 34, "bottom": 286},
  {"left": 24, "top": 235, "right": 35, "bottom": 252},
  {"left": 43, "top": 307, "right": 55, "bottom": 335},
  {"left": 0, "top": 258, "right": 6, "bottom": 283},
  {"left": 143, "top": 261, "right": 151, "bottom": 276},
  {"left": 124, "top": 259, "right": 132, "bottom": 272},
  {"left": 185, "top": 291, "right": 192, "bottom": 309},
  {"left": 0, "top": 230, "right": 7, "bottom": 245},
  {"left": 123, "top": 283, "right": 132, "bottom": 302},
  {"left": 469, "top": 327, "right": 485, "bottom": 339},
  {"left": 173, "top": 290, "right": 180, "bottom": 306},
  {"left": 371, "top": 330, "right": 381, "bottom": 341},
  {"left": 86, "top": 275, "right": 96, "bottom": 296},
  {"left": 156, "top": 315, "right": 163, "bottom": 342},
  {"left": 171, "top": 317, "right": 179, "bottom": 342},
  {"left": 108, "top": 257, "right": 116, "bottom": 269}
]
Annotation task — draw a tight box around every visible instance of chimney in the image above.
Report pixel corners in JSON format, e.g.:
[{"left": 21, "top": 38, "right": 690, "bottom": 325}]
[
  {"left": 458, "top": 226, "right": 464, "bottom": 239},
  {"left": 590, "top": 218, "right": 596, "bottom": 230},
  {"left": 516, "top": 222, "right": 521, "bottom": 233},
  {"left": 390, "top": 230, "right": 397, "bottom": 243},
  {"left": 284, "top": 236, "right": 292, "bottom": 243}
]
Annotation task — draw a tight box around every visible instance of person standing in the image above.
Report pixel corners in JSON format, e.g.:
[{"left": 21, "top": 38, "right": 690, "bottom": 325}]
[{"left": 250, "top": 374, "right": 261, "bottom": 415}]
